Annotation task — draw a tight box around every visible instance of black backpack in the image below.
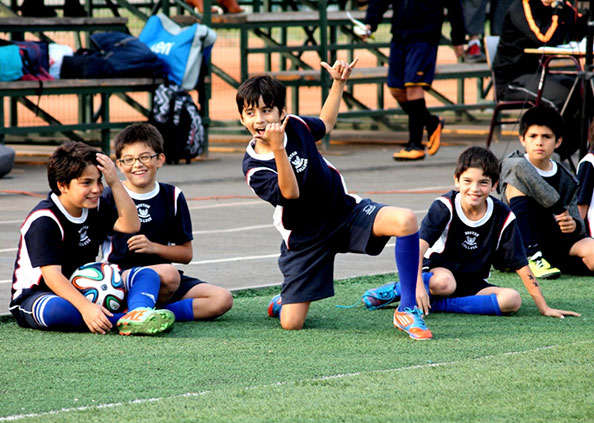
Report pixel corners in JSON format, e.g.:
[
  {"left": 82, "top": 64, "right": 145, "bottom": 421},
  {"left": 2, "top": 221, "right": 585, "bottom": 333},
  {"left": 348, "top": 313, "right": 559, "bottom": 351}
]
[{"left": 151, "top": 83, "right": 205, "bottom": 164}]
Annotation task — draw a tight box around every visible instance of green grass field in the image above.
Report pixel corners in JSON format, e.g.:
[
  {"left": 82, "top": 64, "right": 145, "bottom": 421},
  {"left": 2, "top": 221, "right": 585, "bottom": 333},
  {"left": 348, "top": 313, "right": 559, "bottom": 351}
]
[{"left": 1, "top": 271, "right": 592, "bottom": 422}]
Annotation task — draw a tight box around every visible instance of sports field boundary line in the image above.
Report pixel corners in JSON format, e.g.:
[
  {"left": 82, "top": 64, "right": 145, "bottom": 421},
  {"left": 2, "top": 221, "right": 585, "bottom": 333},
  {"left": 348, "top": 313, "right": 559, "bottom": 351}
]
[{"left": 2, "top": 340, "right": 591, "bottom": 422}]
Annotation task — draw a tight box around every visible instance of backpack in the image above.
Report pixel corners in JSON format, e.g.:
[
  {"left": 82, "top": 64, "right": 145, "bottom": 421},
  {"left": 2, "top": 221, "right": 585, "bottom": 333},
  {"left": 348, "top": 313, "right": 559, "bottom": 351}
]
[
  {"left": 139, "top": 13, "right": 216, "bottom": 90},
  {"left": 14, "top": 41, "right": 54, "bottom": 81},
  {"left": 151, "top": 83, "right": 205, "bottom": 164},
  {"left": 0, "top": 41, "right": 23, "bottom": 81},
  {"left": 60, "top": 32, "right": 165, "bottom": 79}
]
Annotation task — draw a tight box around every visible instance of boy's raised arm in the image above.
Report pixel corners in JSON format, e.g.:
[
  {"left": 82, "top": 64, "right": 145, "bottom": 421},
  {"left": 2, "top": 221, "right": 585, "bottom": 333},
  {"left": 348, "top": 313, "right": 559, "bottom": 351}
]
[
  {"left": 319, "top": 58, "right": 359, "bottom": 134},
  {"left": 515, "top": 265, "right": 580, "bottom": 318},
  {"left": 96, "top": 153, "right": 140, "bottom": 234}
]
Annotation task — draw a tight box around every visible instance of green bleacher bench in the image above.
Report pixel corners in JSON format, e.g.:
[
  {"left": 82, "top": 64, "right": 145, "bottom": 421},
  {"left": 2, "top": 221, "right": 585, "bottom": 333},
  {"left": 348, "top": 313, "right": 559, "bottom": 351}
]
[{"left": 0, "top": 78, "right": 163, "bottom": 154}]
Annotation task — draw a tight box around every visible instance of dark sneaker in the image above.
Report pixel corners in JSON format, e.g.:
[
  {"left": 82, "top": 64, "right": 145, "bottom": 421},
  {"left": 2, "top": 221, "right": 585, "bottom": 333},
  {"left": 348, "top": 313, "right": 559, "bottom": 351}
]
[{"left": 465, "top": 42, "right": 487, "bottom": 63}]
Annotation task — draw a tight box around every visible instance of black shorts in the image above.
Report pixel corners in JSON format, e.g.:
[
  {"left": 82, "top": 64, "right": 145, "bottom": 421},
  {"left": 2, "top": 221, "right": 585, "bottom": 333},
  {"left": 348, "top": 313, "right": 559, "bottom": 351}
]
[
  {"left": 279, "top": 199, "right": 390, "bottom": 304},
  {"left": 448, "top": 272, "right": 496, "bottom": 298},
  {"left": 162, "top": 271, "right": 206, "bottom": 305}
]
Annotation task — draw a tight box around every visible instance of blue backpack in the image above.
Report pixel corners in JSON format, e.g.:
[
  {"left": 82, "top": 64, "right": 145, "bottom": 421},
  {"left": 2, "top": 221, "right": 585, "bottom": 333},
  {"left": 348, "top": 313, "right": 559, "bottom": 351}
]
[{"left": 0, "top": 43, "right": 23, "bottom": 81}]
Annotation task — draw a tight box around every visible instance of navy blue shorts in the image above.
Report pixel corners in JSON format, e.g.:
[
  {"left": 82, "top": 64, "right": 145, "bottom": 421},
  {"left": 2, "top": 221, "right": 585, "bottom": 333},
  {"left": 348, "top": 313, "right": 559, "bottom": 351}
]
[
  {"left": 387, "top": 39, "right": 438, "bottom": 89},
  {"left": 278, "top": 199, "right": 390, "bottom": 304},
  {"left": 10, "top": 290, "right": 57, "bottom": 329},
  {"left": 162, "top": 271, "right": 206, "bottom": 305}
]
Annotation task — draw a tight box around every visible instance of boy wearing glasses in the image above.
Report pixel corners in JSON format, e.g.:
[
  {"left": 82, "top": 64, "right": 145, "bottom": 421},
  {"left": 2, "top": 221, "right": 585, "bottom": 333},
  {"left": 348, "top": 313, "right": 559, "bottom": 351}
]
[{"left": 101, "top": 123, "right": 233, "bottom": 322}]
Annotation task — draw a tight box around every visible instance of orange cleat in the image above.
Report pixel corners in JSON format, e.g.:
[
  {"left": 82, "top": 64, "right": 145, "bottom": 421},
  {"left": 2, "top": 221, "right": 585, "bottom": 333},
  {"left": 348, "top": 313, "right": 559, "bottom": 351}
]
[
  {"left": 393, "top": 307, "right": 432, "bottom": 340},
  {"left": 392, "top": 148, "right": 425, "bottom": 161},
  {"left": 427, "top": 116, "right": 444, "bottom": 156}
]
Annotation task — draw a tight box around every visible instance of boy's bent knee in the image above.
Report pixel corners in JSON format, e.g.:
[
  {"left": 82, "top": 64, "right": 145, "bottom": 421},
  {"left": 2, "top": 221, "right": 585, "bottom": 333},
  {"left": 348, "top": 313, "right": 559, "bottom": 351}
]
[
  {"left": 497, "top": 289, "right": 521, "bottom": 314},
  {"left": 279, "top": 302, "right": 309, "bottom": 330}
]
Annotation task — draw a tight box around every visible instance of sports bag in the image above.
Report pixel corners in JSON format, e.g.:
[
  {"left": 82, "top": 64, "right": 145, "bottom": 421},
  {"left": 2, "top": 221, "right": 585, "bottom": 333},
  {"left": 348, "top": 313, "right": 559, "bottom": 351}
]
[
  {"left": 151, "top": 83, "right": 205, "bottom": 164},
  {"left": 15, "top": 40, "right": 54, "bottom": 81},
  {"left": 139, "top": 13, "right": 216, "bottom": 90},
  {"left": 61, "top": 32, "right": 165, "bottom": 79},
  {"left": 0, "top": 42, "right": 23, "bottom": 81}
]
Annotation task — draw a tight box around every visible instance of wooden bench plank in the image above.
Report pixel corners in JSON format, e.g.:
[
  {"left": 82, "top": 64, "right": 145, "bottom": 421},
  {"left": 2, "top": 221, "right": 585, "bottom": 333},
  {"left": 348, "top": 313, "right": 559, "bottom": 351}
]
[
  {"left": 212, "top": 9, "right": 390, "bottom": 26},
  {"left": 0, "top": 17, "right": 129, "bottom": 33}
]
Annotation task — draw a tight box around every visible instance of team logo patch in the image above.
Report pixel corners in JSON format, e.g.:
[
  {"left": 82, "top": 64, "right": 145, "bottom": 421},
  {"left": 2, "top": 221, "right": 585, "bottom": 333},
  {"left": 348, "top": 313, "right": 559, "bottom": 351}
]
[
  {"left": 137, "top": 203, "right": 152, "bottom": 223},
  {"left": 362, "top": 204, "right": 376, "bottom": 215},
  {"left": 462, "top": 231, "right": 479, "bottom": 250},
  {"left": 288, "top": 151, "right": 308, "bottom": 173},
  {"left": 78, "top": 225, "right": 91, "bottom": 246}
]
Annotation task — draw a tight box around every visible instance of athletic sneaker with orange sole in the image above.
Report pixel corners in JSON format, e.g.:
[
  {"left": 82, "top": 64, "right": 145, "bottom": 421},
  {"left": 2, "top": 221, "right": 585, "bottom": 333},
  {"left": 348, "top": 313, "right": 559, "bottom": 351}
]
[
  {"left": 392, "top": 147, "right": 425, "bottom": 161},
  {"left": 393, "top": 306, "right": 432, "bottom": 340},
  {"left": 117, "top": 307, "right": 175, "bottom": 336},
  {"left": 427, "top": 116, "right": 444, "bottom": 156}
]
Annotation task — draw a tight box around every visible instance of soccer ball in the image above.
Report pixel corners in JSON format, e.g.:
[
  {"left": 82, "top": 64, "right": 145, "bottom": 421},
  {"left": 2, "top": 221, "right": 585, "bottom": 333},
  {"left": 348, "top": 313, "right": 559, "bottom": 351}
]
[{"left": 70, "top": 262, "right": 125, "bottom": 312}]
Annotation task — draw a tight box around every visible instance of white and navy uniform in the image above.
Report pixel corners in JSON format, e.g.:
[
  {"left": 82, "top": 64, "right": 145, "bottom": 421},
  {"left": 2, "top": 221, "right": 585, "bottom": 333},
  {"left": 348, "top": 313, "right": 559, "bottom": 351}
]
[
  {"left": 421, "top": 190, "right": 527, "bottom": 297},
  {"left": 242, "top": 115, "right": 390, "bottom": 304},
  {"left": 577, "top": 153, "right": 594, "bottom": 237},
  {"left": 10, "top": 193, "right": 118, "bottom": 327},
  {"left": 101, "top": 182, "right": 202, "bottom": 303}
]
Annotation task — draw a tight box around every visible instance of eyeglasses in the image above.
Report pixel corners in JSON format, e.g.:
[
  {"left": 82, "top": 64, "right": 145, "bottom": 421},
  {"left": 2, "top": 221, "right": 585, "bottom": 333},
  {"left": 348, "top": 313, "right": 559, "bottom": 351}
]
[{"left": 117, "top": 153, "right": 160, "bottom": 166}]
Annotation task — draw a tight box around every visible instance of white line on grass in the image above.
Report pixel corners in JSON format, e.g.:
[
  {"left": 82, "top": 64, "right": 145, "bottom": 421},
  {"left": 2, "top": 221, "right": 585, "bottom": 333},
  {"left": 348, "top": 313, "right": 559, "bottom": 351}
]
[
  {"left": 193, "top": 224, "right": 273, "bottom": 235},
  {"left": 0, "top": 220, "right": 23, "bottom": 225},
  {"left": 2, "top": 340, "right": 591, "bottom": 422},
  {"left": 188, "top": 200, "right": 263, "bottom": 210}
]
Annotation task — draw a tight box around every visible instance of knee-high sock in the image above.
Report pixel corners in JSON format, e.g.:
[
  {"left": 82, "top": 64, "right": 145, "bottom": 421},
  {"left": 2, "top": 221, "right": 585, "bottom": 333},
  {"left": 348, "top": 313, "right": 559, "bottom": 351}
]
[
  {"left": 394, "top": 271, "right": 432, "bottom": 301},
  {"left": 37, "top": 295, "right": 124, "bottom": 329},
  {"left": 509, "top": 196, "right": 540, "bottom": 256},
  {"left": 164, "top": 298, "right": 195, "bottom": 322},
  {"left": 404, "top": 99, "right": 425, "bottom": 149},
  {"left": 395, "top": 231, "right": 420, "bottom": 311},
  {"left": 431, "top": 293, "right": 502, "bottom": 316},
  {"left": 125, "top": 267, "right": 160, "bottom": 310}
]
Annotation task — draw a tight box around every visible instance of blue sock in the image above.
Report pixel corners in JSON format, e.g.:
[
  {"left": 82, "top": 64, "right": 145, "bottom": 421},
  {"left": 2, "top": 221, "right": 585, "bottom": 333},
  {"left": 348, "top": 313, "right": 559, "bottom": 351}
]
[
  {"left": 431, "top": 293, "right": 502, "bottom": 316},
  {"left": 125, "top": 267, "right": 160, "bottom": 310},
  {"left": 164, "top": 299, "right": 195, "bottom": 322},
  {"left": 35, "top": 295, "right": 84, "bottom": 329},
  {"left": 395, "top": 231, "right": 420, "bottom": 311},
  {"left": 36, "top": 295, "right": 124, "bottom": 329}
]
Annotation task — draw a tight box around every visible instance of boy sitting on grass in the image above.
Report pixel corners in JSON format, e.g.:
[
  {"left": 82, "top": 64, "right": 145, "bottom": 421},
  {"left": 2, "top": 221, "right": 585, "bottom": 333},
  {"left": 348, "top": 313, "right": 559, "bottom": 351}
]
[
  {"left": 238, "top": 60, "right": 432, "bottom": 340},
  {"left": 500, "top": 106, "right": 594, "bottom": 278},
  {"left": 101, "top": 123, "right": 233, "bottom": 322},
  {"left": 362, "top": 146, "right": 579, "bottom": 319},
  {"left": 10, "top": 141, "right": 175, "bottom": 335}
]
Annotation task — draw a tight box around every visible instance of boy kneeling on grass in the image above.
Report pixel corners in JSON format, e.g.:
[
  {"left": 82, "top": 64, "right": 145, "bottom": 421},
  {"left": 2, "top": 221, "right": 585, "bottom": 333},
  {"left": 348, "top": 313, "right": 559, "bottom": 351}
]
[
  {"left": 10, "top": 141, "right": 175, "bottom": 335},
  {"left": 363, "top": 146, "right": 579, "bottom": 319},
  {"left": 239, "top": 60, "right": 433, "bottom": 339}
]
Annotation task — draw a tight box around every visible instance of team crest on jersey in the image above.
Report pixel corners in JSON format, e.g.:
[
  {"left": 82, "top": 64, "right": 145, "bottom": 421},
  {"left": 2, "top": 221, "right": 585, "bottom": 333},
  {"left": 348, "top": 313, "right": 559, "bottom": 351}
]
[
  {"left": 462, "top": 231, "right": 479, "bottom": 250},
  {"left": 78, "top": 225, "right": 91, "bottom": 246},
  {"left": 362, "top": 204, "right": 376, "bottom": 215},
  {"left": 136, "top": 203, "right": 152, "bottom": 223},
  {"left": 288, "top": 151, "right": 308, "bottom": 173}
]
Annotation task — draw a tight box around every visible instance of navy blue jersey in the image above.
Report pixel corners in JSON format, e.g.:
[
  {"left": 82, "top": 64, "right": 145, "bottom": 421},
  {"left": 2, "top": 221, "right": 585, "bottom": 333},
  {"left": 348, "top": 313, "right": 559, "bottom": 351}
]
[
  {"left": 101, "top": 182, "right": 193, "bottom": 268},
  {"left": 577, "top": 153, "right": 594, "bottom": 236},
  {"left": 421, "top": 190, "right": 527, "bottom": 280},
  {"left": 11, "top": 193, "right": 118, "bottom": 307},
  {"left": 242, "top": 115, "right": 359, "bottom": 250}
]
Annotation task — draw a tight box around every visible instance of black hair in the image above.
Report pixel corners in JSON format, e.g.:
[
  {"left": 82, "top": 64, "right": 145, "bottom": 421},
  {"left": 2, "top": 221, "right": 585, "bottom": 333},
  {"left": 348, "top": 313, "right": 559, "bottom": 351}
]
[
  {"left": 454, "top": 146, "right": 500, "bottom": 185},
  {"left": 113, "top": 122, "right": 164, "bottom": 158},
  {"left": 236, "top": 74, "right": 286, "bottom": 115},
  {"left": 519, "top": 106, "right": 564, "bottom": 139},
  {"left": 47, "top": 141, "right": 100, "bottom": 195}
]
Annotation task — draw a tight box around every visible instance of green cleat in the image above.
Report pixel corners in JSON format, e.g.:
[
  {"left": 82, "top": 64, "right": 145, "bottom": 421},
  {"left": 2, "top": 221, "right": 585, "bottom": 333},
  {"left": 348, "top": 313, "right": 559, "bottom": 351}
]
[
  {"left": 117, "top": 307, "right": 175, "bottom": 336},
  {"left": 528, "top": 252, "right": 561, "bottom": 280}
]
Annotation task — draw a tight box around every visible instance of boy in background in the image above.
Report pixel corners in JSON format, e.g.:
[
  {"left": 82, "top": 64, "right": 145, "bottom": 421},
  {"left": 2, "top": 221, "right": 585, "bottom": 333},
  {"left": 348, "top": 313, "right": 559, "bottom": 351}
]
[
  {"left": 500, "top": 106, "right": 594, "bottom": 277},
  {"left": 239, "top": 61, "right": 432, "bottom": 340},
  {"left": 363, "top": 0, "right": 465, "bottom": 161},
  {"left": 363, "top": 146, "right": 578, "bottom": 319},
  {"left": 576, "top": 122, "right": 594, "bottom": 237},
  {"left": 10, "top": 141, "right": 175, "bottom": 335},
  {"left": 101, "top": 123, "right": 233, "bottom": 322}
]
